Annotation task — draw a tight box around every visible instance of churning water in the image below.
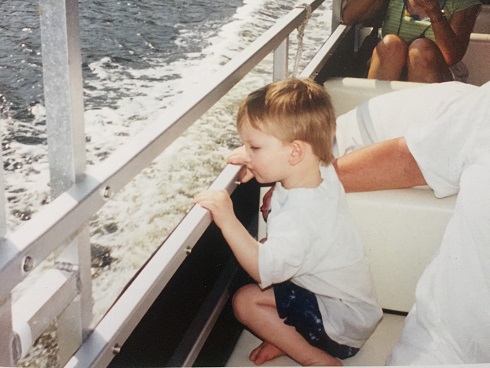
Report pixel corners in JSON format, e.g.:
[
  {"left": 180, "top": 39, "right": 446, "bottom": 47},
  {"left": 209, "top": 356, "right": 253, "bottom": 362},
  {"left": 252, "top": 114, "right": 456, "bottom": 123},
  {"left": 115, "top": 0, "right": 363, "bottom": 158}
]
[{"left": 1, "top": 0, "right": 332, "bottom": 366}]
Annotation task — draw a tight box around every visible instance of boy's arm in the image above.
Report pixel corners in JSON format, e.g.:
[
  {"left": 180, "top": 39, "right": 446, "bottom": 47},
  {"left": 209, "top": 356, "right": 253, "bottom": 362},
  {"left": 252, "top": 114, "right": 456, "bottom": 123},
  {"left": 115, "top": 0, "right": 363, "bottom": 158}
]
[{"left": 195, "top": 189, "right": 261, "bottom": 282}]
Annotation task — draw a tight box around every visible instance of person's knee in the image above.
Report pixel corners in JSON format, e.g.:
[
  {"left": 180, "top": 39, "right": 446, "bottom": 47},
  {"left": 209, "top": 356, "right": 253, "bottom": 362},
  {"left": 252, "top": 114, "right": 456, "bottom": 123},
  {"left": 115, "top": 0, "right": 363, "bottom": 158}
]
[
  {"left": 407, "top": 38, "right": 450, "bottom": 81},
  {"left": 376, "top": 34, "right": 407, "bottom": 57},
  {"left": 408, "top": 38, "right": 440, "bottom": 66},
  {"left": 368, "top": 35, "right": 407, "bottom": 80},
  {"left": 232, "top": 284, "right": 258, "bottom": 323}
]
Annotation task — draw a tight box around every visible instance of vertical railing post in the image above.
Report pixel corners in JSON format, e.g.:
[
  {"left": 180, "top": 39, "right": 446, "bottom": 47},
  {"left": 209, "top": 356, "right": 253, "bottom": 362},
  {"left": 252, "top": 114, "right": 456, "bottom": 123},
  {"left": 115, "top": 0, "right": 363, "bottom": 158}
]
[
  {"left": 39, "top": 0, "right": 92, "bottom": 364},
  {"left": 266, "top": 37, "right": 289, "bottom": 241},
  {"left": 0, "top": 128, "right": 12, "bottom": 366},
  {"left": 0, "top": 296, "right": 15, "bottom": 366},
  {"left": 273, "top": 39, "right": 289, "bottom": 81},
  {"left": 0, "top": 144, "right": 6, "bottom": 238},
  {"left": 332, "top": 0, "right": 343, "bottom": 30},
  {"left": 40, "top": 0, "right": 86, "bottom": 192}
]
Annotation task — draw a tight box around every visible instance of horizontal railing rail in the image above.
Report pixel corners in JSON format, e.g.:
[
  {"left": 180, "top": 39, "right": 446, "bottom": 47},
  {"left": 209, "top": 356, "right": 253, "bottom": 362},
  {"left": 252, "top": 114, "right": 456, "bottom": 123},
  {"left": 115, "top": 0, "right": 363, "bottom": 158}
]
[
  {"left": 0, "top": 0, "right": 326, "bottom": 301},
  {"left": 0, "top": 0, "right": 351, "bottom": 366}
]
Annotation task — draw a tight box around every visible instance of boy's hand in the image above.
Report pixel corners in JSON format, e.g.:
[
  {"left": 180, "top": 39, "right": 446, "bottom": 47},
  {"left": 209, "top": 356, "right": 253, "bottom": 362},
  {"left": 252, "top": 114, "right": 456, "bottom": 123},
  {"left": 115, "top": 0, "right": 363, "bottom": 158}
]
[
  {"left": 194, "top": 189, "right": 236, "bottom": 229},
  {"left": 227, "top": 145, "right": 254, "bottom": 183},
  {"left": 196, "top": 189, "right": 260, "bottom": 282}
]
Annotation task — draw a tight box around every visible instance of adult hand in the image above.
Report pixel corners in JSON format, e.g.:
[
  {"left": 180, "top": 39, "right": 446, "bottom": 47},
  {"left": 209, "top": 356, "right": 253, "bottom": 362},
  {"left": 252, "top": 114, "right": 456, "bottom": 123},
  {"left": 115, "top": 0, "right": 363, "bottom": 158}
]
[
  {"left": 227, "top": 145, "right": 255, "bottom": 183},
  {"left": 412, "top": 0, "right": 441, "bottom": 14}
]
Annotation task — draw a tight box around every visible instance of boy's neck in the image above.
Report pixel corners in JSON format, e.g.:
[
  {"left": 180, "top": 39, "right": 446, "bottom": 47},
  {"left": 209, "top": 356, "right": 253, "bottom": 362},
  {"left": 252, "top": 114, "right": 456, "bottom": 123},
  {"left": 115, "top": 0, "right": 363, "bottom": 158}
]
[{"left": 281, "top": 160, "right": 323, "bottom": 190}]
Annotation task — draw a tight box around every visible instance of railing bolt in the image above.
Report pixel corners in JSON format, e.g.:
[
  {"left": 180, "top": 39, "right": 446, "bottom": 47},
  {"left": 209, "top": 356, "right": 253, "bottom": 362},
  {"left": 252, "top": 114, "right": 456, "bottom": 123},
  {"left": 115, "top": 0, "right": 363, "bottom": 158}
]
[
  {"left": 102, "top": 186, "right": 112, "bottom": 200},
  {"left": 112, "top": 343, "right": 121, "bottom": 355},
  {"left": 185, "top": 246, "right": 192, "bottom": 255},
  {"left": 22, "top": 256, "right": 34, "bottom": 273}
]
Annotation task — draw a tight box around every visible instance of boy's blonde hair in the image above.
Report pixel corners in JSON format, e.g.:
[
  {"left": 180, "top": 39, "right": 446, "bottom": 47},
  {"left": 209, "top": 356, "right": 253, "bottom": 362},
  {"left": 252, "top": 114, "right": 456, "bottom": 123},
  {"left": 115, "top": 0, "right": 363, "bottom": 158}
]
[{"left": 236, "top": 78, "right": 336, "bottom": 165}]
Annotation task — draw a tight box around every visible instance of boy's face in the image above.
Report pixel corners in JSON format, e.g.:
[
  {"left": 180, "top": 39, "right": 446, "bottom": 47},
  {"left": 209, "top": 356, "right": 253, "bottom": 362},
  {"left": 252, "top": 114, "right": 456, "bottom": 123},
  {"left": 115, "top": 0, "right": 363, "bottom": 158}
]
[{"left": 239, "top": 123, "right": 292, "bottom": 185}]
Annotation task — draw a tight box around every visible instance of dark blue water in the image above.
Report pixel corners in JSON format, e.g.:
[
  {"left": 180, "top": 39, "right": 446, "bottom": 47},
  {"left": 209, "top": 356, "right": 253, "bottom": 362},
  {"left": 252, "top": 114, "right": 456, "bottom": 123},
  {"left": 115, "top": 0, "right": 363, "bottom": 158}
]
[
  {"left": 0, "top": 0, "right": 243, "bottom": 121},
  {"left": 0, "top": 0, "right": 331, "bottom": 232}
]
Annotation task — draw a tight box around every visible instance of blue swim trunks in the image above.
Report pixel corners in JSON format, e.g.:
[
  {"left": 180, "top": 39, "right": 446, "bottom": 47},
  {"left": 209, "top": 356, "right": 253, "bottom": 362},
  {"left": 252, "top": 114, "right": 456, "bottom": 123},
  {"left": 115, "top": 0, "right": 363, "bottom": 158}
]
[{"left": 273, "top": 281, "right": 359, "bottom": 360}]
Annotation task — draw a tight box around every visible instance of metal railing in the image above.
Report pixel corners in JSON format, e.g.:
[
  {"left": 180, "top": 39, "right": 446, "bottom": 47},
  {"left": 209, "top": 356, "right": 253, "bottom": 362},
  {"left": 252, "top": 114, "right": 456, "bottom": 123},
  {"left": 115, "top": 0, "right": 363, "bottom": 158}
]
[{"left": 0, "top": 0, "right": 349, "bottom": 366}]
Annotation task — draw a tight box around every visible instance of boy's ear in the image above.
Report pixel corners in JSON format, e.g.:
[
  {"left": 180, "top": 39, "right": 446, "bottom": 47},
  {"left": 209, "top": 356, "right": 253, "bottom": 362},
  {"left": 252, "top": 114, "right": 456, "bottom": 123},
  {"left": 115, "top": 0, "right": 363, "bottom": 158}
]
[{"left": 289, "top": 140, "right": 305, "bottom": 165}]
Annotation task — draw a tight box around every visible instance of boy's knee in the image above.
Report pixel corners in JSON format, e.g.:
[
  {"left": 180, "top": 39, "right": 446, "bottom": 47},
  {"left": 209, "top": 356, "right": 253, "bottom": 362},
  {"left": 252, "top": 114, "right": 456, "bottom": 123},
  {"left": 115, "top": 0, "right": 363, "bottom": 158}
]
[{"left": 232, "top": 284, "right": 256, "bottom": 322}]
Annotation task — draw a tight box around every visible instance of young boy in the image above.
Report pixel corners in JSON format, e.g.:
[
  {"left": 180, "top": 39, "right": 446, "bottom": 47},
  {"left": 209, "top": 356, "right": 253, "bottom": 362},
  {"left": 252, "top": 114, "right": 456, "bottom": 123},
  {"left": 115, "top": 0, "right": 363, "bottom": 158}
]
[{"left": 194, "top": 78, "right": 382, "bottom": 366}]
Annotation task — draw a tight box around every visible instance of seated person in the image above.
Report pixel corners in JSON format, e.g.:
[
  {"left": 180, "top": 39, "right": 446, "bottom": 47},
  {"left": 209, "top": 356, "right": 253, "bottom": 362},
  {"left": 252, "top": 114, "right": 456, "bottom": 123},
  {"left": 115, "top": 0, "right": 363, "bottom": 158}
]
[
  {"left": 230, "top": 80, "right": 490, "bottom": 364},
  {"left": 197, "top": 78, "right": 382, "bottom": 366},
  {"left": 341, "top": 0, "right": 481, "bottom": 83},
  {"left": 334, "top": 81, "right": 490, "bottom": 364}
]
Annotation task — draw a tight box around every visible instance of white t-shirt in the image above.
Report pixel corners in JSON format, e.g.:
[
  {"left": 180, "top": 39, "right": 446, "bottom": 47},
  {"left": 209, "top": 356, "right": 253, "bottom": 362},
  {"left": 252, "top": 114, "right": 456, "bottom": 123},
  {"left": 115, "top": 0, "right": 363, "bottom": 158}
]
[
  {"left": 387, "top": 81, "right": 490, "bottom": 365},
  {"left": 334, "top": 81, "right": 477, "bottom": 158},
  {"left": 258, "top": 165, "right": 383, "bottom": 348}
]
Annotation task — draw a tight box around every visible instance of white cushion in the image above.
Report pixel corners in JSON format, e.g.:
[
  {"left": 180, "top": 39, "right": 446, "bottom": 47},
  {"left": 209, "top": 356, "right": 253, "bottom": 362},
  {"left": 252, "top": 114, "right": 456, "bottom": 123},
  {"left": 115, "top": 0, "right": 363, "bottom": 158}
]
[{"left": 324, "top": 78, "right": 457, "bottom": 312}]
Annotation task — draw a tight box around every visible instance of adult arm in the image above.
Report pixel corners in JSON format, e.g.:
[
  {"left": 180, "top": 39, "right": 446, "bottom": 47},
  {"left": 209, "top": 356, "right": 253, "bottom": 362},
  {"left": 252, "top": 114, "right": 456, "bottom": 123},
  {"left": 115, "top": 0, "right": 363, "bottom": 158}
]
[
  {"left": 420, "top": 0, "right": 481, "bottom": 65},
  {"left": 341, "top": 0, "right": 388, "bottom": 25},
  {"left": 333, "top": 137, "right": 426, "bottom": 192}
]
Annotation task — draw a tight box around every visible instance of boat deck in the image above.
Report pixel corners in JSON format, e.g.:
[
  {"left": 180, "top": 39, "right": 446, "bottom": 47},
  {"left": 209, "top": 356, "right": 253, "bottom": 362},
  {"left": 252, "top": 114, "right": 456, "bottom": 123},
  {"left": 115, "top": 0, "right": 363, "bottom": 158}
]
[{"left": 226, "top": 313, "right": 405, "bottom": 367}]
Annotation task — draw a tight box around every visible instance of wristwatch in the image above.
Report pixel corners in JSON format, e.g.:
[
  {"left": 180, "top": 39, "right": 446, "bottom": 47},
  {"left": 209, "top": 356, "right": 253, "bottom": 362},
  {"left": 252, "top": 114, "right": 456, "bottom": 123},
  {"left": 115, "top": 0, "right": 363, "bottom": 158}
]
[{"left": 430, "top": 8, "right": 446, "bottom": 23}]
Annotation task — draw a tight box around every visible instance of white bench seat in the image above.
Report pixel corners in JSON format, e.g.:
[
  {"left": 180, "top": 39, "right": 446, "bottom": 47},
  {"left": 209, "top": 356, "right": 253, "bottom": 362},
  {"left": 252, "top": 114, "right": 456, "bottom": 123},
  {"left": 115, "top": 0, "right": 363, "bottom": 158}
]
[{"left": 225, "top": 313, "right": 405, "bottom": 367}]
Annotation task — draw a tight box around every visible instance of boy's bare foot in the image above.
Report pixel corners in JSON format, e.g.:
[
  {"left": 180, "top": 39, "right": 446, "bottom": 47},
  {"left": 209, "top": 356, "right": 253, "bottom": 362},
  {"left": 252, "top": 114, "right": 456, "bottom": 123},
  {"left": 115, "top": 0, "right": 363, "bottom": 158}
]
[
  {"left": 249, "top": 341, "right": 285, "bottom": 365},
  {"left": 325, "top": 356, "right": 343, "bottom": 366},
  {"left": 249, "top": 340, "right": 344, "bottom": 366}
]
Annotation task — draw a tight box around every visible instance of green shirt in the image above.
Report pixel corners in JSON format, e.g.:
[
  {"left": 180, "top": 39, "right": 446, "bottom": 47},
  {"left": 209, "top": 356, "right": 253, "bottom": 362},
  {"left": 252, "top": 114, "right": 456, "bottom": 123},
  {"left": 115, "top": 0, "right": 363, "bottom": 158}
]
[{"left": 382, "top": 0, "right": 481, "bottom": 42}]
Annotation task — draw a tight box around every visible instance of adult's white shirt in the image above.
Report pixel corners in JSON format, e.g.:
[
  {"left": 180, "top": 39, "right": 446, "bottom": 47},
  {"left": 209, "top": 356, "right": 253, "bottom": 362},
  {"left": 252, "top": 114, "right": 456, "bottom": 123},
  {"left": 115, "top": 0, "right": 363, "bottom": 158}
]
[{"left": 335, "top": 81, "right": 490, "bottom": 364}]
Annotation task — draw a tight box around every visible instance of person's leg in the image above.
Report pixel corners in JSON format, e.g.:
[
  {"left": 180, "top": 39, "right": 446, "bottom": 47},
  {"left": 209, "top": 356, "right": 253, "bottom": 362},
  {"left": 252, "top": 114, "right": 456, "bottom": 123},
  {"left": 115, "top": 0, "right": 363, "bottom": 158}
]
[
  {"left": 367, "top": 35, "right": 408, "bottom": 80},
  {"left": 406, "top": 38, "right": 453, "bottom": 83},
  {"left": 232, "top": 284, "right": 342, "bottom": 366}
]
